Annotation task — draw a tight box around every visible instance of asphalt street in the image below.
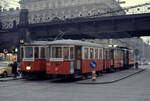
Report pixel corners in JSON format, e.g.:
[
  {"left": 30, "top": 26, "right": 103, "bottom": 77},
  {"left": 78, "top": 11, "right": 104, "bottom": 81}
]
[{"left": 0, "top": 65, "right": 150, "bottom": 101}]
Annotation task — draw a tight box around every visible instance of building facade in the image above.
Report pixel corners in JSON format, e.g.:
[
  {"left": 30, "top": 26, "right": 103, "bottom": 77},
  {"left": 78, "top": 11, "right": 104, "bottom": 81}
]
[
  {"left": 0, "top": 0, "right": 124, "bottom": 29},
  {"left": 19, "top": 0, "right": 124, "bottom": 24},
  {"left": 0, "top": 8, "right": 20, "bottom": 29}
]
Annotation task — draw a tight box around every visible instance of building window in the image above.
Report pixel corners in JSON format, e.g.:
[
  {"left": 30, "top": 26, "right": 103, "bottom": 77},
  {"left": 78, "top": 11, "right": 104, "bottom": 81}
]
[{"left": 71, "top": 15, "right": 74, "bottom": 17}]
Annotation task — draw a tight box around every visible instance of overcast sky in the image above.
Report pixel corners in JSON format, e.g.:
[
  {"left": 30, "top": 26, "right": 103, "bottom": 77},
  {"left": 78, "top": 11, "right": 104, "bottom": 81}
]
[{"left": 119, "top": 0, "right": 150, "bottom": 7}]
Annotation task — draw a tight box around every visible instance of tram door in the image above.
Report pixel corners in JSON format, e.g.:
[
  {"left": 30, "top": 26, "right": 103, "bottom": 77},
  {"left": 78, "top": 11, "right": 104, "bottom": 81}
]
[
  {"left": 75, "top": 46, "right": 82, "bottom": 71},
  {"left": 103, "top": 49, "right": 107, "bottom": 70},
  {"left": 123, "top": 51, "right": 129, "bottom": 67}
]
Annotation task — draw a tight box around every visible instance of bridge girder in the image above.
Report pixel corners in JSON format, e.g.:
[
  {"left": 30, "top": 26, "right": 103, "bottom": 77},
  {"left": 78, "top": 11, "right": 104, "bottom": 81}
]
[{"left": 25, "top": 13, "right": 150, "bottom": 40}]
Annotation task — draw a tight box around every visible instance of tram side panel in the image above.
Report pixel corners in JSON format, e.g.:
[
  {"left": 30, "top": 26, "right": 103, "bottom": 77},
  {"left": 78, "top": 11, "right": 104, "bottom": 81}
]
[
  {"left": 129, "top": 50, "right": 135, "bottom": 67},
  {"left": 105, "top": 49, "right": 112, "bottom": 70},
  {"left": 46, "top": 61, "right": 71, "bottom": 75},
  {"left": 46, "top": 46, "right": 106, "bottom": 76},
  {"left": 46, "top": 46, "right": 74, "bottom": 75},
  {"left": 21, "top": 60, "right": 46, "bottom": 73},
  {"left": 82, "top": 47, "right": 104, "bottom": 73},
  {"left": 123, "top": 50, "right": 129, "bottom": 68},
  {"left": 120, "top": 50, "right": 124, "bottom": 68},
  {"left": 114, "top": 49, "right": 120, "bottom": 69},
  {"left": 113, "top": 49, "right": 124, "bottom": 69}
]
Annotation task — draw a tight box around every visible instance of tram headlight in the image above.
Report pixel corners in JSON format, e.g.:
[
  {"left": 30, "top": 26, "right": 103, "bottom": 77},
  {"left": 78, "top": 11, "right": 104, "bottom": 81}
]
[{"left": 26, "top": 66, "right": 31, "bottom": 70}]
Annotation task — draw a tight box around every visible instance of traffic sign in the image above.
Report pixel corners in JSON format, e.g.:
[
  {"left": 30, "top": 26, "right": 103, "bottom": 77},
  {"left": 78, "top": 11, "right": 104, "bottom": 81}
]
[
  {"left": 3, "top": 49, "right": 8, "bottom": 54},
  {"left": 90, "top": 61, "right": 97, "bottom": 68}
]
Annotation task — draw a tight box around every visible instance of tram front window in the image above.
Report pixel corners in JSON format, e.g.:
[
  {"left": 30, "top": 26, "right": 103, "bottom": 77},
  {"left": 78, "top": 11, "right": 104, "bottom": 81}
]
[
  {"left": 34, "top": 47, "right": 39, "bottom": 59},
  {"left": 25, "top": 47, "right": 33, "bottom": 58},
  {"left": 40, "top": 47, "right": 45, "bottom": 59}
]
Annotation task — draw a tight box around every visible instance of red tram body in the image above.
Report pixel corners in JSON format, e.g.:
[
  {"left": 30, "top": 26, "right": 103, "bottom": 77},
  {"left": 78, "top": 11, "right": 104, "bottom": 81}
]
[
  {"left": 20, "top": 41, "right": 48, "bottom": 78},
  {"left": 45, "top": 40, "right": 135, "bottom": 77}
]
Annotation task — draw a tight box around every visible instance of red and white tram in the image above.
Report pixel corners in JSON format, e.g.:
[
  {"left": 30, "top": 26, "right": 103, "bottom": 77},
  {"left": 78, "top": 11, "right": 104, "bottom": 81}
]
[
  {"left": 20, "top": 40, "right": 135, "bottom": 78},
  {"left": 128, "top": 49, "right": 135, "bottom": 67},
  {"left": 45, "top": 40, "right": 132, "bottom": 77}
]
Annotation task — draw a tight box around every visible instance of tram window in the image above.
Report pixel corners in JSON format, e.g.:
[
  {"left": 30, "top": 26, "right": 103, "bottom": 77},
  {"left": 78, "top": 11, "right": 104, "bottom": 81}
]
[
  {"left": 70, "top": 47, "right": 74, "bottom": 59},
  {"left": 52, "top": 47, "right": 62, "bottom": 58},
  {"left": 103, "top": 50, "right": 106, "bottom": 59},
  {"left": 34, "top": 47, "right": 39, "bottom": 59},
  {"left": 99, "top": 48, "right": 103, "bottom": 59},
  {"left": 63, "top": 47, "right": 69, "bottom": 59},
  {"left": 46, "top": 47, "right": 50, "bottom": 59},
  {"left": 108, "top": 51, "right": 111, "bottom": 59},
  {"left": 106, "top": 51, "right": 109, "bottom": 59},
  {"left": 48, "top": 47, "right": 51, "bottom": 58},
  {"left": 95, "top": 48, "right": 98, "bottom": 59},
  {"left": 40, "top": 47, "right": 45, "bottom": 59},
  {"left": 84, "top": 48, "right": 88, "bottom": 59},
  {"left": 105, "top": 51, "right": 108, "bottom": 59},
  {"left": 20, "top": 47, "right": 24, "bottom": 59},
  {"left": 114, "top": 50, "right": 118, "bottom": 59},
  {"left": 25, "top": 47, "right": 33, "bottom": 58},
  {"left": 90, "top": 48, "right": 94, "bottom": 59}
]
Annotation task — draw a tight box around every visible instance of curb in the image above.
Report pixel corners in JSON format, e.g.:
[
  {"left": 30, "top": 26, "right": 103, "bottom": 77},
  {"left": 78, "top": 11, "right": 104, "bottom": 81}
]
[
  {"left": 76, "top": 69, "right": 145, "bottom": 84},
  {"left": 0, "top": 78, "right": 22, "bottom": 82}
]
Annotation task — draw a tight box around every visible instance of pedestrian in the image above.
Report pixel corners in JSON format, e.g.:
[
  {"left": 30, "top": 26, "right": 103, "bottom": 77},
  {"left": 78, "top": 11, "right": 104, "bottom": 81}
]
[
  {"left": 135, "top": 62, "right": 138, "bottom": 69},
  {"left": 12, "top": 60, "right": 18, "bottom": 78}
]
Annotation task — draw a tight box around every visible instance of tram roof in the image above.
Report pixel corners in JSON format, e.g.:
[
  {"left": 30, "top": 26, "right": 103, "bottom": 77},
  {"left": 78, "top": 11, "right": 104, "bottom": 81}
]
[
  {"left": 22, "top": 40, "right": 109, "bottom": 48},
  {"left": 22, "top": 41, "right": 52, "bottom": 46},
  {"left": 48, "top": 39, "right": 108, "bottom": 48}
]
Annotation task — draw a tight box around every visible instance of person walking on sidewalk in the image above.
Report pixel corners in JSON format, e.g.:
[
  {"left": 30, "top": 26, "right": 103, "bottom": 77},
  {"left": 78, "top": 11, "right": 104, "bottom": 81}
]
[
  {"left": 12, "top": 60, "right": 18, "bottom": 78},
  {"left": 135, "top": 62, "right": 138, "bottom": 69}
]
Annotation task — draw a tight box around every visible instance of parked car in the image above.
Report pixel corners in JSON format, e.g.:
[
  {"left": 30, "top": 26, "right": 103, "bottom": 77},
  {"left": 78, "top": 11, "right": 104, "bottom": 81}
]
[{"left": 0, "top": 61, "right": 20, "bottom": 77}]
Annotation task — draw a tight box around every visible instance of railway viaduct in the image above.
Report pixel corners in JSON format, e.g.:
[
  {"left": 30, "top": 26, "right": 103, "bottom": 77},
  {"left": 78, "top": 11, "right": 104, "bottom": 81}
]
[{"left": 0, "top": 10, "right": 150, "bottom": 52}]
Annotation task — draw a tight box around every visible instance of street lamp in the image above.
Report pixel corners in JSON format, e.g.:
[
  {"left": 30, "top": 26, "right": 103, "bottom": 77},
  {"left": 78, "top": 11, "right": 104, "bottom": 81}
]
[
  {"left": 20, "top": 40, "right": 24, "bottom": 44},
  {"left": 15, "top": 48, "right": 18, "bottom": 53}
]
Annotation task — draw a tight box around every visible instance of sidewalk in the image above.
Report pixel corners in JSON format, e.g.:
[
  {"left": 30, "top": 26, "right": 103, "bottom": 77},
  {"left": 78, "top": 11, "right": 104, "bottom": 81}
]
[
  {"left": 76, "top": 68, "right": 145, "bottom": 84},
  {"left": 0, "top": 75, "right": 22, "bottom": 82}
]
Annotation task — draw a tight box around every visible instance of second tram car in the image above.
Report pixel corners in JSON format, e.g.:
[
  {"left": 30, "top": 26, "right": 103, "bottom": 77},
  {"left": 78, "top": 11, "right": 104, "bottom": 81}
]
[
  {"left": 45, "top": 40, "right": 134, "bottom": 77},
  {"left": 46, "top": 40, "right": 107, "bottom": 76}
]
